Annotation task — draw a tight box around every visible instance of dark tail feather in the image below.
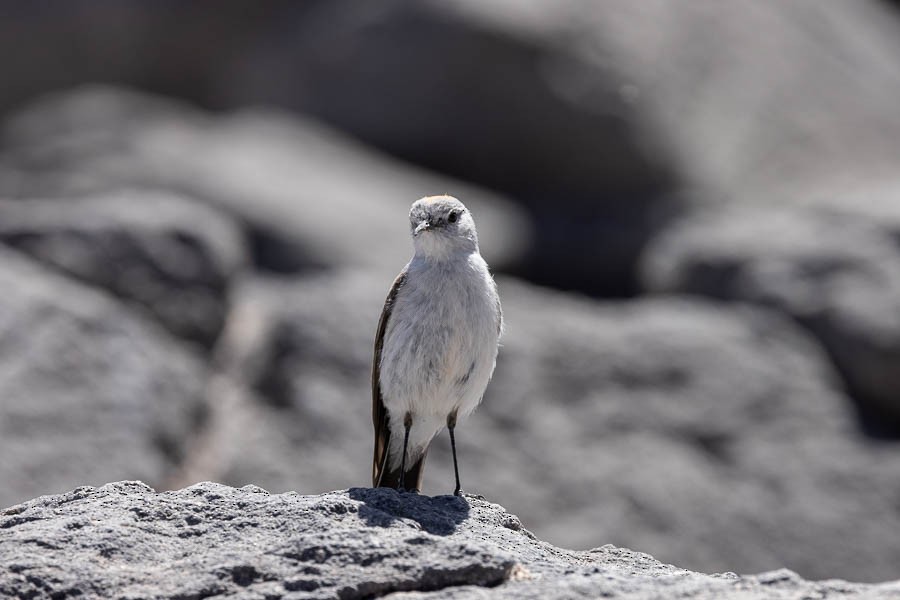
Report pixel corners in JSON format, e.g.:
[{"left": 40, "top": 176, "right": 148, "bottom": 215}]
[
  {"left": 373, "top": 415, "right": 390, "bottom": 487},
  {"left": 375, "top": 448, "right": 428, "bottom": 492}
]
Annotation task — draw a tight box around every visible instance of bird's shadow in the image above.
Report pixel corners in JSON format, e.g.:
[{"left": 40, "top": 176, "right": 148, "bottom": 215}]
[{"left": 348, "top": 487, "right": 471, "bottom": 536}]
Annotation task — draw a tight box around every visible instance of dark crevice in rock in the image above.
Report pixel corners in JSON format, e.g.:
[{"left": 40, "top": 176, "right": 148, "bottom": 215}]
[
  {"left": 170, "top": 586, "right": 228, "bottom": 600},
  {"left": 0, "top": 515, "right": 44, "bottom": 529},
  {"left": 336, "top": 563, "right": 513, "bottom": 600},
  {"left": 226, "top": 565, "right": 262, "bottom": 587}
]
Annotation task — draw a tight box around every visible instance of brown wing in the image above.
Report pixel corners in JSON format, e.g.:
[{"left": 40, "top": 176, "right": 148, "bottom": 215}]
[{"left": 372, "top": 268, "right": 408, "bottom": 487}]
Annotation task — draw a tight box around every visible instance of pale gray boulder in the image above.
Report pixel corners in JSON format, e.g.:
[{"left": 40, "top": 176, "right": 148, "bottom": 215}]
[
  {"left": 0, "top": 248, "right": 207, "bottom": 509},
  {"left": 0, "top": 191, "right": 247, "bottom": 348},
  {"left": 191, "top": 270, "right": 900, "bottom": 581},
  {"left": 3, "top": 482, "right": 899, "bottom": 599}
]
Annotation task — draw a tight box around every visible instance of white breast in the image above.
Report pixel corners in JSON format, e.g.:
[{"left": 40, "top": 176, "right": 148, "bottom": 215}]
[{"left": 379, "top": 252, "right": 500, "bottom": 458}]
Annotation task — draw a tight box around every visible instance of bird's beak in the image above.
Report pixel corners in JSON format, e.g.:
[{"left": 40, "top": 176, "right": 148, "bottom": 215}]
[{"left": 414, "top": 220, "right": 431, "bottom": 236}]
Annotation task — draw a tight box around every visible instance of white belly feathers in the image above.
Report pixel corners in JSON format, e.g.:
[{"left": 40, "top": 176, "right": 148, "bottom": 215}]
[{"left": 379, "top": 253, "right": 500, "bottom": 461}]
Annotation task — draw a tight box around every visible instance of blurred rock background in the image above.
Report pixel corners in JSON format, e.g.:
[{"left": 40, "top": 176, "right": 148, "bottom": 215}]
[{"left": 1, "top": 0, "right": 900, "bottom": 584}]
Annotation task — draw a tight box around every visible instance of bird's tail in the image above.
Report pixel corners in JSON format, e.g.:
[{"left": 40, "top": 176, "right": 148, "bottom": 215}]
[{"left": 373, "top": 424, "right": 428, "bottom": 492}]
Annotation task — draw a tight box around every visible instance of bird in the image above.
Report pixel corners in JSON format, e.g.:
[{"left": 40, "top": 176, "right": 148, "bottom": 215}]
[{"left": 372, "top": 195, "right": 502, "bottom": 495}]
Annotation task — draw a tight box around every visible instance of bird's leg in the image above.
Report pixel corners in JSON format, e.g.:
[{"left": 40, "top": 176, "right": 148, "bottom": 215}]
[
  {"left": 447, "top": 409, "right": 462, "bottom": 496},
  {"left": 398, "top": 411, "right": 413, "bottom": 492}
]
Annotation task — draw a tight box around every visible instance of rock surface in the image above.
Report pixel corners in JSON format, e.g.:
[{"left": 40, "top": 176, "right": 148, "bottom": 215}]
[
  {"left": 0, "top": 248, "right": 208, "bottom": 510},
  {"left": 179, "top": 270, "right": 900, "bottom": 582},
  {"left": 3, "top": 481, "right": 900, "bottom": 599},
  {"left": 641, "top": 206, "right": 900, "bottom": 431}
]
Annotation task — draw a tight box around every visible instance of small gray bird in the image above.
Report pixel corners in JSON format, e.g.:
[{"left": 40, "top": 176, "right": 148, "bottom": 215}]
[{"left": 372, "top": 195, "right": 502, "bottom": 495}]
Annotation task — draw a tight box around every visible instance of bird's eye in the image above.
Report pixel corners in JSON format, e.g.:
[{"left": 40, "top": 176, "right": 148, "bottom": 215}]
[{"left": 448, "top": 211, "right": 459, "bottom": 224}]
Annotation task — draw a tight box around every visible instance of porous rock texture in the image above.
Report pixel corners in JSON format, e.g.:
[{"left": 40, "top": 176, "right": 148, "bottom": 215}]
[{"left": 4, "top": 481, "right": 900, "bottom": 599}]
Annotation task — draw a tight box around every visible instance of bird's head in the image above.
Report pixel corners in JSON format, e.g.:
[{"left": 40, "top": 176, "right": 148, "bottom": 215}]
[{"left": 409, "top": 195, "right": 479, "bottom": 260}]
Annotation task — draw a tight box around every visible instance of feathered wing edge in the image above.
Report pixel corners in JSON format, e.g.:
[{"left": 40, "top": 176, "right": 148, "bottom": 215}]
[{"left": 372, "top": 268, "right": 427, "bottom": 491}]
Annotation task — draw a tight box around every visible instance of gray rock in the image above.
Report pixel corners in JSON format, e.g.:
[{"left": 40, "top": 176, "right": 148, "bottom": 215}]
[
  {"left": 3, "top": 482, "right": 899, "bottom": 598},
  {"left": 191, "top": 269, "right": 900, "bottom": 581},
  {"left": 0, "top": 86, "right": 532, "bottom": 279},
  {"left": 641, "top": 207, "right": 900, "bottom": 431},
  {"left": 0, "top": 191, "right": 248, "bottom": 348},
  {"left": 0, "top": 248, "right": 208, "bottom": 509}
]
